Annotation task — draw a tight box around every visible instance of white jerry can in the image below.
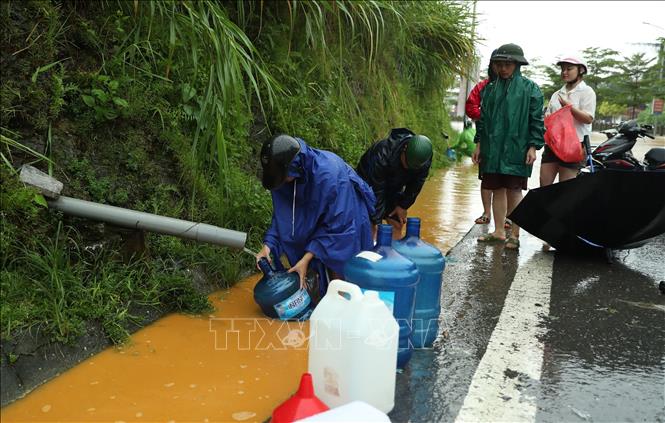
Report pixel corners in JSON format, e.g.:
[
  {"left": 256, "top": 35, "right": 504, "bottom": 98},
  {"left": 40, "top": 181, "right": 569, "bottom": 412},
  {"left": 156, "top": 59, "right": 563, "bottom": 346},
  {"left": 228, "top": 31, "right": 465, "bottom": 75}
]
[{"left": 308, "top": 279, "right": 399, "bottom": 413}]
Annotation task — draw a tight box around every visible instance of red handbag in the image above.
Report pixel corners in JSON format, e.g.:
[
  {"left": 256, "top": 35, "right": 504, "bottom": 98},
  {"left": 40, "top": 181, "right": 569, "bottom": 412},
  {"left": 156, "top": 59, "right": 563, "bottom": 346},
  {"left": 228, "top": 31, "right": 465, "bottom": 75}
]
[{"left": 544, "top": 104, "right": 585, "bottom": 163}]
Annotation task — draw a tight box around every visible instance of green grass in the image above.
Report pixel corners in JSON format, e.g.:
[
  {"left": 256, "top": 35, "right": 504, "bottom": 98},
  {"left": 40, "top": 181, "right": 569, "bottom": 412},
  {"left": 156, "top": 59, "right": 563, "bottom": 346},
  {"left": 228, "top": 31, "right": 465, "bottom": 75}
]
[{"left": 0, "top": 223, "right": 216, "bottom": 344}]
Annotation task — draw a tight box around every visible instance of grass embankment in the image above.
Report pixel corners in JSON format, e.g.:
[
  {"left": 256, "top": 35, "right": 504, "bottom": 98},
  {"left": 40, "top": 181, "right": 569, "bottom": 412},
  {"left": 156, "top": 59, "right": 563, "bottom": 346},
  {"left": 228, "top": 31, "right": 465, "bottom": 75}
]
[{"left": 0, "top": 0, "right": 474, "bottom": 346}]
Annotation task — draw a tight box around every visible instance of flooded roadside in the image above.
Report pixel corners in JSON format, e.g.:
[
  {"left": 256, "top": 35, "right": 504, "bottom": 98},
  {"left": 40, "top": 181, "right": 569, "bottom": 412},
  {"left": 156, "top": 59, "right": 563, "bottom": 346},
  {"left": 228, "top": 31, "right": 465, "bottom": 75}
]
[
  {"left": 0, "top": 145, "right": 544, "bottom": 422},
  {"left": 2, "top": 131, "right": 662, "bottom": 422},
  {"left": 0, "top": 277, "right": 308, "bottom": 423},
  {"left": 408, "top": 158, "right": 483, "bottom": 254},
  {"left": 1, "top": 161, "right": 484, "bottom": 423},
  {"left": 1, "top": 156, "right": 488, "bottom": 423}
]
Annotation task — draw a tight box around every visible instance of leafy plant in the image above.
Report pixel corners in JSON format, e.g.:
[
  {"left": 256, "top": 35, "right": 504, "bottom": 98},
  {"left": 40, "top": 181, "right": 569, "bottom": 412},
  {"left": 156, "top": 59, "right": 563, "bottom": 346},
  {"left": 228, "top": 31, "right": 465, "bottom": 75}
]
[{"left": 81, "top": 75, "right": 129, "bottom": 120}]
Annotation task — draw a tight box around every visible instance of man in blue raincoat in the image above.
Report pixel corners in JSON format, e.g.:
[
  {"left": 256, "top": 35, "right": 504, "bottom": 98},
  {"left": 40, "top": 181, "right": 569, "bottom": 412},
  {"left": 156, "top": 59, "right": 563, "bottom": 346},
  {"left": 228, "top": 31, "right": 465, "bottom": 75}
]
[{"left": 256, "top": 134, "right": 376, "bottom": 294}]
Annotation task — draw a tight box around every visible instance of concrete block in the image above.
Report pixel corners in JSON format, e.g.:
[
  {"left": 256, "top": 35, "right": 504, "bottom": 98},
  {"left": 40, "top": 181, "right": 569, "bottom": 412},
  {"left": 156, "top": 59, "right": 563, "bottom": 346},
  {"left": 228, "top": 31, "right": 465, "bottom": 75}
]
[{"left": 19, "top": 164, "right": 63, "bottom": 199}]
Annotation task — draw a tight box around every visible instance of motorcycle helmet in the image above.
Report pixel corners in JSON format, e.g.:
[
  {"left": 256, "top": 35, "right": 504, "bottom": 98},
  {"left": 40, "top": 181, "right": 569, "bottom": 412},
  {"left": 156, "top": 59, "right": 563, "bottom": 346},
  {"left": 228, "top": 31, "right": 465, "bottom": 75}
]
[
  {"left": 617, "top": 120, "right": 638, "bottom": 135},
  {"left": 556, "top": 56, "right": 588, "bottom": 75},
  {"left": 492, "top": 43, "right": 529, "bottom": 65},
  {"left": 405, "top": 135, "right": 433, "bottom": 169},
  {"left": 260, "top": 134, "right": 301, "bottom": 190}
]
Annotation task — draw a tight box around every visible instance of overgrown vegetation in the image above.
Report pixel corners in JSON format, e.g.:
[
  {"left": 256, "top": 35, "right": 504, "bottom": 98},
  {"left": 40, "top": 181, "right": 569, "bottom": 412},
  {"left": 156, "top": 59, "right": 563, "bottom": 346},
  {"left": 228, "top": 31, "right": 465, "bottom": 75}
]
[{"left": 0, "top": 0, "right": 474, "bottom": 344}]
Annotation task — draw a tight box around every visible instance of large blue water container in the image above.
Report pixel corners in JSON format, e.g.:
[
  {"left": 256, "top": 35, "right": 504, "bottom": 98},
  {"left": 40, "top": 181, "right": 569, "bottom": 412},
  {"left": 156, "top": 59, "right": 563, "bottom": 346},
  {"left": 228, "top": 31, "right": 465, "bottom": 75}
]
[
  {"left": 343, "top": 224, "right": 419, "bottom": 368},
  {"left": 253, "top": 258, "right": 314, "bottom": 321},
  {"left": 394, "top": 217, "right": 445, "bottom": 348}
]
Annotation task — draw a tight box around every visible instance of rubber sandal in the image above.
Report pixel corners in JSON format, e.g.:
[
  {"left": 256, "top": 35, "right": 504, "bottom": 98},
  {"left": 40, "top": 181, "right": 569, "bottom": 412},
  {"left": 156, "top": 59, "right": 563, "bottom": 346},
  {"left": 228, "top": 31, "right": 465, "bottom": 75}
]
[
  {"left": 505, "top": 237, "right": 520, "bottom": 249},
  {"left": 504, "top": 219, "right": 512, "bottom": 229},
  {"left": 475, "top": 215, "right": 490, "bottom": 224},
  {"left": 478, "top": 233, "right": 506, "bottom": 243}
]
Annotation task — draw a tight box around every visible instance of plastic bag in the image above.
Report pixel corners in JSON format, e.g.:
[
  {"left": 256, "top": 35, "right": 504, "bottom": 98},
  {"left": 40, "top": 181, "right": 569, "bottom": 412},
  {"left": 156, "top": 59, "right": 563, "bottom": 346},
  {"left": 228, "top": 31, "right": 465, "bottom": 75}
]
[{"left": 544, "top": 104, "right": 585, "bottom": 163}]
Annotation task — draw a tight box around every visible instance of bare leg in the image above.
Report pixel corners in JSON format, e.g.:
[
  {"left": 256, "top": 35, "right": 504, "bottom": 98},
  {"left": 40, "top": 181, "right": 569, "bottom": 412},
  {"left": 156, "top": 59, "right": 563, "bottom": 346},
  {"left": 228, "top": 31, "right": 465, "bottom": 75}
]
[
  {"left": 490, "top": 188, "right": 507, "bottom": 239},
  {"left": 558, "top": 167, "right": 578, "bottom": 182},
  {"left": 506, "top": 188, "right": 523, "bottom": 239},
  {"left": 481, "top": 188, "right": 493, "bottom": 221},
  {"left": 540, "top": 162, "right": 559, "bottom": 187}
]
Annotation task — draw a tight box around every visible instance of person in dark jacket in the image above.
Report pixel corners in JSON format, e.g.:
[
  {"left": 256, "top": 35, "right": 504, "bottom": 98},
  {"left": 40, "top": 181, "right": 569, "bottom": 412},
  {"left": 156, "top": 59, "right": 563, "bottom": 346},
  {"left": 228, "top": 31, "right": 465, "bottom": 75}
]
[
  {"left": 356, "top": 128, "right": 433, "bottom": 237},
  {"left": 256, "top": 134, "right": 376, "bottom": 293},
  {"left": 472, "top": 43, "right": 545, "bottom": 249}
]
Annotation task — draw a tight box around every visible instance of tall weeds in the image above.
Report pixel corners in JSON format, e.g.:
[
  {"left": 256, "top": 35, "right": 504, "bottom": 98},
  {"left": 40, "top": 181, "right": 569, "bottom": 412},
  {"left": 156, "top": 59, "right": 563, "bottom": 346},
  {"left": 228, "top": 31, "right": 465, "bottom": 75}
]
[{"left": 114, "top": 0, "right": 280, "bottom": 194}]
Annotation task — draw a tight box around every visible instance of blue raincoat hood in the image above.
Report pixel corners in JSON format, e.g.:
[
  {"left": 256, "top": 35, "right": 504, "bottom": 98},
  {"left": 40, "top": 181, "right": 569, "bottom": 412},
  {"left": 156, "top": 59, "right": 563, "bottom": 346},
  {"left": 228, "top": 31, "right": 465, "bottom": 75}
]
[{"left": 263, "top": 138, "right": 376, "bottom": 278}]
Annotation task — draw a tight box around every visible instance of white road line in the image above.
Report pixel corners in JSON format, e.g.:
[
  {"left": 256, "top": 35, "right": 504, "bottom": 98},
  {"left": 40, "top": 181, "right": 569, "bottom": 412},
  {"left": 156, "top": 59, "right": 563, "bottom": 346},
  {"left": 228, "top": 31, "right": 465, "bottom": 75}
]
[{"left": 455, "top": 252, "right": 554, "bottom": 423}]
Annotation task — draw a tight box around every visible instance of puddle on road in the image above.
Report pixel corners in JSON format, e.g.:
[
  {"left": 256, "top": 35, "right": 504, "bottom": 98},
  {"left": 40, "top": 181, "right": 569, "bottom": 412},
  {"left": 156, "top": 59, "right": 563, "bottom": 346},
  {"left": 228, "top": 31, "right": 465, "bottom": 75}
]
[
  {"left": 0, "top": 276, "right": 308, "bottom": 423},
  {"left": 408, "top": 157, "right": 483, "bottom": 254}
]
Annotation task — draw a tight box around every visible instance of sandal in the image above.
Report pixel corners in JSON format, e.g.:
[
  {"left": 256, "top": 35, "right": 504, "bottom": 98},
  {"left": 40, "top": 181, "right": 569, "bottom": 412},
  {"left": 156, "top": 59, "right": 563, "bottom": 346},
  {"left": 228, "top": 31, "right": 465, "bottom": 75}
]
[
  {"left": 478, "top": 233, "right": 506, "bottom": 243},
  {"left": 505, "top": 237, "right": 520, "bottom": 249},
  {"left": 475, "top": 215, "right": 490, "bottom": 224},
  {"left": 504, "top": 219, "right": 512, "bottom": 229}
]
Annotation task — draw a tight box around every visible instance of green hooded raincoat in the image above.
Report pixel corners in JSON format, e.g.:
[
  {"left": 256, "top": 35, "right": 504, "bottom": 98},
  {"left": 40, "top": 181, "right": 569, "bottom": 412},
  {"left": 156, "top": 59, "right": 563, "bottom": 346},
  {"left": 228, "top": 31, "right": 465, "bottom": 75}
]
[{"left": 477, "top": 67, "right": 545, "bottom": 177}]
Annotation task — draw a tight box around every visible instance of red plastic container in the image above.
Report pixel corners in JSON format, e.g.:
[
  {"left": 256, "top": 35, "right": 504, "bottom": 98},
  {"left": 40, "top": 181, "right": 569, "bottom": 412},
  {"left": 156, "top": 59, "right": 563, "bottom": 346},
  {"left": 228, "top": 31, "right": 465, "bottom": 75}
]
[{"left": 271, "top": 373, "right": 329, "bottom": 422}]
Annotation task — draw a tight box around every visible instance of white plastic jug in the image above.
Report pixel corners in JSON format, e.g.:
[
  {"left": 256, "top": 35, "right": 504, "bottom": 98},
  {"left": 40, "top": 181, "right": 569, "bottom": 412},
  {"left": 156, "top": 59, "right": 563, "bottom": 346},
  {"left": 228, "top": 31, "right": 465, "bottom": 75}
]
[
  {"left": 296, "top": 401, "right": 391, "bottom": 422},
  {"left": 308, "top": 279, "right": 399, "bottom": 413}
]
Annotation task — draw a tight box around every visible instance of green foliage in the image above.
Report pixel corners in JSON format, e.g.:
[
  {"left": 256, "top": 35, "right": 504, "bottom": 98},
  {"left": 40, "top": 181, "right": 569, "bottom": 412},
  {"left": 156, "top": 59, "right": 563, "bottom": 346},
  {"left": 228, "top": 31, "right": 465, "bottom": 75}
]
[
  {"left": 153, "top": 271, "right": 213, "bottom": 315},
  {"left": 0, "top": 165, "right": 53, "bottom": 269},
  {"left": 637, "top": 104, "right": 665, "bottom": 128},
  {"left": 581, "top": 47, "right": 622, "bottom": 103},
  {"left": 0, "top": 127, "right": 51, "bottom": 172},
  {"left": 530, "top": 64, "right": 561, "bottom": 104},
  {"left": 0, "top": 221, "right": 213, "bottom": 344},
  {"left": 597, "top": 101, "right": 626, "bottom": 120},
  {"left": 80, "top": 75, "right": 129, "bottom": 121},
  {"left": 615, "top": 53, "right": 656, "bottom": 118},
  {"left": 0, "top": 1, "right": 66, "bottom": 130}
]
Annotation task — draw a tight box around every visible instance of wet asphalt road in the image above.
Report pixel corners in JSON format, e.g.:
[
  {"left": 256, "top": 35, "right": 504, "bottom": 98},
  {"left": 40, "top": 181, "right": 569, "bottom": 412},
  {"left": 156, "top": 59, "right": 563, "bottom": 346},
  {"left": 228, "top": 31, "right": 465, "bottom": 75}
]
[{"left": 389, "top": 226, "right": 665, "bottom": 422}]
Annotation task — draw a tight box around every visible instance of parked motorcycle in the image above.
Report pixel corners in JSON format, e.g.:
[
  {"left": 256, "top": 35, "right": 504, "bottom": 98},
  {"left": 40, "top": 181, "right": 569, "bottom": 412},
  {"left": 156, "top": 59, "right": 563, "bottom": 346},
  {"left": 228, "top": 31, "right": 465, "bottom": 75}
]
[{"left": 584, "top": 120, "right": 665, "bottom": 171}]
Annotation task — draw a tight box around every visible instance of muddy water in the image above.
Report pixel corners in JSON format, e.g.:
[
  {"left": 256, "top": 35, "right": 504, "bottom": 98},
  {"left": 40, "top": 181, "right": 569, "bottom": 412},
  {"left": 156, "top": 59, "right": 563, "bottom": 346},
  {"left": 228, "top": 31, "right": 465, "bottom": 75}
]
[
  {"left": 407, "top": 158, "right": 483, "bottom": 253},
  {"left": 0, "top": 277, "right": 309, "bottom": 423}
]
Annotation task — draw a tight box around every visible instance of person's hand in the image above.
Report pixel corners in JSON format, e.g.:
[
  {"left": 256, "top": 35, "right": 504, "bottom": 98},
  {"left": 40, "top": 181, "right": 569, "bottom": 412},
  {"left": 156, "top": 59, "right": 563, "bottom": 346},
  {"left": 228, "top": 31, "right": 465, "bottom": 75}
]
[
  {"left": 390, "top": 206, "right": 407, "bottom": 225},
  {"left": 288, "top": 252, "right": 314, "bottom": 289},
  {"left": 472, "top": 144, "right": 481, "bottom": 164},
  {"left": 558, "top": 94, "right": 570, "bottom": 107},
  {"left": 386, "top": 215, "right": 403, "bottom": 234},
  {"left": 525, "top": 146, "right": 537, "bottom": 165},
  {"left": 255, "top": 244, "right": 271, "bottom": 269}
]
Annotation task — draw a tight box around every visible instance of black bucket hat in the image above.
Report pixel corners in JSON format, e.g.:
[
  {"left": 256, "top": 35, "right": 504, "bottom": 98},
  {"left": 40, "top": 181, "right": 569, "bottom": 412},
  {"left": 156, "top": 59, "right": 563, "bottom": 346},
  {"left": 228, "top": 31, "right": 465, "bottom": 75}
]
[
  {"left": 260, "top": 135, "right": 301, "bottom": 190},
  {"left": 493, "top": 43, "right": 529, "bottom": 65}
]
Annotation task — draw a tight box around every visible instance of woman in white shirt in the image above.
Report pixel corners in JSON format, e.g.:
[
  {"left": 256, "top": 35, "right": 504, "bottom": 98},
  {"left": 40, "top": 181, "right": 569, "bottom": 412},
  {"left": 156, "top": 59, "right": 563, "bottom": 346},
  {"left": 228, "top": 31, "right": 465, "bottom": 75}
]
[{"left": 540, "top": 57, "right": 597, "bottom": 185}]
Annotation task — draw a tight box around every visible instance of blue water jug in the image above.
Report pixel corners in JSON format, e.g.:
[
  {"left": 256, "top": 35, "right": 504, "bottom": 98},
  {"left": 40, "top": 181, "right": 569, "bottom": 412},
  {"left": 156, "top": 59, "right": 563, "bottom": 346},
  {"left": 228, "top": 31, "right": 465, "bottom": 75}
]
[
  {"left": 343, "top": 224, "right": 419, "bottom": 368},
  {"left": 253, "top": 258, "right": 313, "bottom": 321},
  {"left": 394, "top": 217, "right": 445, "bottom": 348}
]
